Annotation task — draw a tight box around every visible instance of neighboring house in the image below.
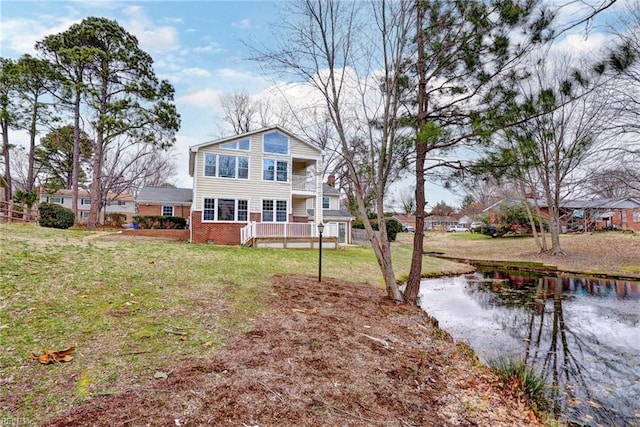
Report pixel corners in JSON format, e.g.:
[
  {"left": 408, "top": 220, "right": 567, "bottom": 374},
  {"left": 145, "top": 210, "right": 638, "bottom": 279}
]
[
  {"left": 483, "top": 197, "right": 640, "bottom": 232},
  {"left": 307, "top": 183, "right": 354, "bottom": 244},
  {"left": 136, "top": 186, "right": 192, "bottom": 220},
  {"left": 424, "top": 215, "right": 460, "bottom": 231},
  {"left": 535, "top": 197, "right": 640, "bottom": 232},
  {"left": 392, "top": 214, "right": 416, "bottom": 229},
  {"left": 188, "top": 126, "right": 327, "bottom": 246},
  {"left": 39, "top": 188, "right": 135, "bottom": 224}
]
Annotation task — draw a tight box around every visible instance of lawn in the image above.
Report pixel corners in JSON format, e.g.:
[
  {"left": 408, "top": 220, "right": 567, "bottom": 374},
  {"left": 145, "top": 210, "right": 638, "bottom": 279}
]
[
  {"left": 4, "top": 224, "right": 636, "bottom": 422},
  {"left": 0, "top": 223, "right": 468, "bottom": 420}
]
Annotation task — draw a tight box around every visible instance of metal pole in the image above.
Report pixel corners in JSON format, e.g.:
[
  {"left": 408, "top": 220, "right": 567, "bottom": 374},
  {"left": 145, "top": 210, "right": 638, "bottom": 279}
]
[{"left": 318, "top": 230, "right": 323, "bottom": 282}]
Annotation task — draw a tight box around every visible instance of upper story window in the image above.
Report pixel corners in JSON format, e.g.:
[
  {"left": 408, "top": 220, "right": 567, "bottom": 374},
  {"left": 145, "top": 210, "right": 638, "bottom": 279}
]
[
  {"left": 81, "top": 198, "right": 91, "bottom": 205},
  {"left": 322, "top": 196, "right": 330, "bottom": 209},
  {"left": 204, "top": 153, "right": 249, "bottom": 179},
  {"left": 263, "top": 159, "right": 288, "bottom": 182},
  {"left": 48, "top": 196, "right": 63, "bottom": 204},
  {"left": 220, "top": 138, "right": 250, "bottom": 151},
  {"left": 263, "top": 131, "right": 288, "bottom": 155}
]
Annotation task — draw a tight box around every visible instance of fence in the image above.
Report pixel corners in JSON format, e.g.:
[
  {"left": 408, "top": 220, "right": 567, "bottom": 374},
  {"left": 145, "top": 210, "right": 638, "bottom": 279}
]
[{"left": 0, "top": 201, "right": 38, "bottom": 223}]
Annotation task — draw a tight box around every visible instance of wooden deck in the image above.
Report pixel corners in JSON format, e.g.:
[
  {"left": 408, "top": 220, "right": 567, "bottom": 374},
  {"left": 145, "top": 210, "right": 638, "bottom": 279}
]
[{"left": 245, "top": 235, "right": 338, "bottom": 249}]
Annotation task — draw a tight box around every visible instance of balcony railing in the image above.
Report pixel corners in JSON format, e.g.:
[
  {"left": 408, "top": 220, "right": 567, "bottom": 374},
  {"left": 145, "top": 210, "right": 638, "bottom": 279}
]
[
  {"left": 291, "top": 174, "right": 315, "bottom": 192},
  {"left": 241, "top": 222, "right": 337, "bottom": 245}
]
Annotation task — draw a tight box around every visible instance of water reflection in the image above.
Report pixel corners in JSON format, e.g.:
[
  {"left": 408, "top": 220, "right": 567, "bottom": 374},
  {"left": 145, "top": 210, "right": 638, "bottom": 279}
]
[{"left": 420, "top": 271, "right": 640, "bottom": 426}]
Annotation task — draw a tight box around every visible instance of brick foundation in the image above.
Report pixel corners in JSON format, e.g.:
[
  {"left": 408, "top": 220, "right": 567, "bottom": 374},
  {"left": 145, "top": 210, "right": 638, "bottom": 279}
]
[{"left": 191, "top": 210, "right": 244, "bottom": 245}]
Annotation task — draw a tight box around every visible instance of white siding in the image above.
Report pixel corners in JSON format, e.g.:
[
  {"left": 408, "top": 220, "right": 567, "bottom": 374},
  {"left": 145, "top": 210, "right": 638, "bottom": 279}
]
[{"left": 192, "top": 129, "right": 322, "bottom": 215}]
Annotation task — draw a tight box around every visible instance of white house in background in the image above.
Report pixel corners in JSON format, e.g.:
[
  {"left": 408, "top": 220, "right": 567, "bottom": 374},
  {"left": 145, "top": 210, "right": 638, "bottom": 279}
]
[
  {"left": 307, "top": 182, "right": 354, "bottom": 244},
  {"left": 188, "top": 126, "right": 336, "bottom": 246},
  {"left": 39, "top": 188, "right": 135, "bottom": 224}
]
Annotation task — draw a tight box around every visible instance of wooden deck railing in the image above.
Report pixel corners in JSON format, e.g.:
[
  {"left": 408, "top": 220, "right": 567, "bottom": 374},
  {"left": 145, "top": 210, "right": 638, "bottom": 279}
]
[{"left": 241, "top": 222, "right": 338, "bottom": 245}]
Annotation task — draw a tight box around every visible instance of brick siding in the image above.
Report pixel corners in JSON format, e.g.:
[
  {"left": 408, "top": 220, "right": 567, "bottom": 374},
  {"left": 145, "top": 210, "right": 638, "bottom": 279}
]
[
  {"left": 191, "top": 210, "right": 244, "bottom": 245},
  {"left": 137, "top": 204, "right": 190, "bottom": 219}
]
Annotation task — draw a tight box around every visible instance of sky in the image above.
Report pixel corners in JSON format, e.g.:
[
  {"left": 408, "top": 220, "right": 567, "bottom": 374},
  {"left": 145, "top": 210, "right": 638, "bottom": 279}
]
[{"left": 0, "top": 0, "right": 629, "bottom": 208}]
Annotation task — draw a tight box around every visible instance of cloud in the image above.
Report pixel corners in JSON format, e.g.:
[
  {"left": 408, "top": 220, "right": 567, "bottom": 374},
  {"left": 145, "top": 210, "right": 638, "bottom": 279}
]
[
  {"left": 0, "top": 16, "right": 80, "bottom": 56},
  {"left": 550, "top": 32, "right": 610, "bottom": 57},
  {"left": 192, "top": 42, "right": 223, "bottom": 54},
  {"left": 232, "top": 19, "right": 252, "bottom": 29},
  {"left": 121, "top": 6, "right": 180, "bottom": 53},
  {"left": 215, "top": 68, "right": 257, "bottom": 80},
  {"left": 183, "top": 68, "right": 212, "bottom": 78},
  {"left": 177, "top": 89, "right": 223, "bottom": 109}
]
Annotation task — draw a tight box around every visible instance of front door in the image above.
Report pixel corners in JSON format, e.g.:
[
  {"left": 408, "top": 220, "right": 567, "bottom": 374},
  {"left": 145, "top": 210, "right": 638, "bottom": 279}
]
[{"left": 338, "top": 222, "right": 346, "bottom": 244}]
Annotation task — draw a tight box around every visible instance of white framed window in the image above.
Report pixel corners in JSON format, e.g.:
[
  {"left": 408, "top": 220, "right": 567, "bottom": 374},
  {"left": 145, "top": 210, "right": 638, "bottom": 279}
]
[
  {"left": 262, "top": 159, "right": 288, "bottom": 182},
  {"left": 81, "top": 211, "right": 90, "bottom": 218},
  {"left": 263, "top": 131, "right": 288, "bottom": 155},
  {"left": 204, "top": 153, "right": 248, "bottom": 179},
  {"left": 634, "top": 212, "right": 640, "bottom": 223},
  {"left": 202, "top": 198, "right": 249, "bottom": 222},
  {"left": 162, "top": 205, "right": 174, "bottom": 216},
  {"left": 322, "top": 196, "right": 330, "bottom": 209},
  {"left": 81, "top": 198, "right": 91, "bottom": 205},
  {"left": 48, "top": 196, "right": 62, "bottom": 204},
  {"left": 220, "top": 138, "right": 250, "bottom": 151},
  {"left": 262, "top": 199, "right": 288, "bottom": 222}
]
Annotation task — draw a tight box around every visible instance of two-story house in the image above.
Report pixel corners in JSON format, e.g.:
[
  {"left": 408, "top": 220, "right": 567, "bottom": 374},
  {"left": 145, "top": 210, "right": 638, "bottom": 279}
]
[
  {"left": 39, "top": 188, "right": 135, "bottom": 224},
  {"left": 188, "top": 126, "right": 327, "bottom": 245}
]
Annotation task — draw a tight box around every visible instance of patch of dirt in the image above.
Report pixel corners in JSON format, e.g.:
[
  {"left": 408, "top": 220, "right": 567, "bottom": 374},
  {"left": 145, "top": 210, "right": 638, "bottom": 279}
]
[{"left": 44, "top": 275, "right": 540, "bottom": 426}]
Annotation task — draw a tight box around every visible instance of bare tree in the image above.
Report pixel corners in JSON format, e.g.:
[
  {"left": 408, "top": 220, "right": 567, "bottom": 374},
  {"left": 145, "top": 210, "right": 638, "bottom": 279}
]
[
  {"left": 219, "top": 90, "right": 258, "bottom": 134},
  {"left": 493, "top": 57, "right": 615, "bottom": 254},
  {"left": 255, "top": 0, "right": 413, "bottom": 302}
]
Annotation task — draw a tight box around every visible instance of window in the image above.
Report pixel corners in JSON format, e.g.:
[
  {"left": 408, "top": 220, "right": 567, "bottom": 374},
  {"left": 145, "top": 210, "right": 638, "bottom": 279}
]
[
  {"left": 634, "top": 212, "right": 640, "bottom": 223},
  {"left": 322, "top": 196, "right": 330, "bottom": 209},
  {"left": 263, "top": 159, "right": 288, "bottom": 182},
  {"left": 162, "top": 205, "right": 174, "bottom": 216},
  {"left": 48, "top": 196, "right": 62, "bottom": 204},
  {"left": 202, "top": 198, "right": 249, "bottom": 222},
  {"left": 204, "top": 153, "right": 248, "bottom": 179},
  {"left": 81, "top": 198, "right": 91, "bottom": 205},
  {"left": 220, "top": 138, "right": 250, "bottom": 151},
  {"left": 205, "top": 153, "right": 216, "bottom": 177},
  {"left": 262, "top": 199, "right": 288, "bottom": 222},
  {"left": 81, "top": 211, "right": 90, "bottom": 218},
  {"left": 203, "top": 198, "right": 216, "bottom": 221},
  {"left": 218, "top": 155, "right": 236, "bottom": 178},
  {"left": 263, "top": 131, "right": 288, "bottom": 155}
]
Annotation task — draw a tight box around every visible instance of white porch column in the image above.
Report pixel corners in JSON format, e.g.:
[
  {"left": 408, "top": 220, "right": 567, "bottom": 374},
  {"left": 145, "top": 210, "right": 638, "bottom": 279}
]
[{"left": 315, "top": 155, "right": 323, "bottom": 235}]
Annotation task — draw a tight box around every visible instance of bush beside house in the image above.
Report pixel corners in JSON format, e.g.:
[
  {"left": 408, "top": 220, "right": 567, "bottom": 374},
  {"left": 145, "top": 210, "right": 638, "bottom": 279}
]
[
  {"left": 133, "top": 215, "right": 187, "bottom": 229},
  {"left": 38, "top": 202, "right": 75, "bottom": 229}
]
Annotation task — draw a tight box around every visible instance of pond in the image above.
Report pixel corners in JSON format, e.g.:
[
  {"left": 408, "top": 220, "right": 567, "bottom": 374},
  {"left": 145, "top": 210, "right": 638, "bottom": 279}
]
[{"left": 419, "top": 270, "right": 640, "bottom": 426}]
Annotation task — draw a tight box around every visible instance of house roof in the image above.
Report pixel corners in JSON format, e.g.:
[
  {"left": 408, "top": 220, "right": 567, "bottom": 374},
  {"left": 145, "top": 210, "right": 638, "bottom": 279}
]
[
  {"left": 189, "top": 126, "right": 321, "bottom": 153},
  {"left": 137, "top": 187, "right": 193, "bottom": 205},
  {"left": 392, "top": 214, "right": 416, "bottom": 223},
  {"left": 323, "top": 183, "right": 341, "bottom": 196},
  {"left": 424, "top": 215, "right": 460, "bottom": 222},
  {"left": 41, "top": 188, "right": 134, "bottom": 201},
  {"left": 534, "top": 197, "right": 640, "bottom": 210}
]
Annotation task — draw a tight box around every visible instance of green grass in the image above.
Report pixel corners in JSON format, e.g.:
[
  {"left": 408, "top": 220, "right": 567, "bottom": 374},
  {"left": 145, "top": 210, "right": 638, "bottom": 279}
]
[{"left": 0, "top": 223, "right": 467, "bottom": 420}]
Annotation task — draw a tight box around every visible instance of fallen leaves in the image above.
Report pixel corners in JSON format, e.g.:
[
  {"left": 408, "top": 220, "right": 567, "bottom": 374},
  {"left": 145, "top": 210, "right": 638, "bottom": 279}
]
[{"left": 31, "top": 347, "right": 75, "bottom": 364}]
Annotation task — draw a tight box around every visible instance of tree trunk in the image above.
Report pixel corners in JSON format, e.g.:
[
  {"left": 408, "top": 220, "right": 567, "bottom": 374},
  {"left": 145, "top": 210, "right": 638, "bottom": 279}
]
[
  {"left": 2, "top": 122, "right": 11, "bottom": 202},
  {"left": 405, "top": 2, "right": 426, "bottom": 305},
  {"left": 27, "top": 104, "right": 38, "bottom": 192},
  {"left": 71, "top": 90, "right": 81, "bottom": 220}
]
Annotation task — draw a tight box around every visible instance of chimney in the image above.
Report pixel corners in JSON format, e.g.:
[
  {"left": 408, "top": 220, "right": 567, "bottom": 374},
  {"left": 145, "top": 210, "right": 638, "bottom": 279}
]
[{"left": 327, "top": 174, "right": 335, "bottom": 187}]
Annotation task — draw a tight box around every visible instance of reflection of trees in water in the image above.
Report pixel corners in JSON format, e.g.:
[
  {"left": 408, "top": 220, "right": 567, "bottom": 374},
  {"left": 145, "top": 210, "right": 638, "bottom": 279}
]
[{"left": 465, "top": 273, "right": 640, "bottom": 426}]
